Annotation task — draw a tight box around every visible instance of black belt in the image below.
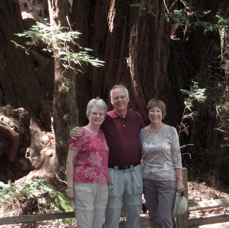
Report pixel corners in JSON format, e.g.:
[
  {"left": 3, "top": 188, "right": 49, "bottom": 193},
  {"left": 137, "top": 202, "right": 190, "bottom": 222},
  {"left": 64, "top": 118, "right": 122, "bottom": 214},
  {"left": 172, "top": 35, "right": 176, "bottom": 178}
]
[{"left": 108, "top": 161, "right": 141, "bottom": 170}]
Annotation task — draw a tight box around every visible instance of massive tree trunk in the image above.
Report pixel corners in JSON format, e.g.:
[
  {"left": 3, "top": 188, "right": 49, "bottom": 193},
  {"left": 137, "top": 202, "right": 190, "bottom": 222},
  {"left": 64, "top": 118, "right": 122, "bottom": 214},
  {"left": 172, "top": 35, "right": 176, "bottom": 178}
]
[
  {"left": 71, "top": 0, "right": 176, "bottom": 123},
  {"left": 0, "top": 0, "right": 50, "bottom": 122},
  {"left": 71, "top": 0, "right": 227, "bottom": 123},
  {"left": 0, "top": 0, "right": 53, "bottom": 182}
]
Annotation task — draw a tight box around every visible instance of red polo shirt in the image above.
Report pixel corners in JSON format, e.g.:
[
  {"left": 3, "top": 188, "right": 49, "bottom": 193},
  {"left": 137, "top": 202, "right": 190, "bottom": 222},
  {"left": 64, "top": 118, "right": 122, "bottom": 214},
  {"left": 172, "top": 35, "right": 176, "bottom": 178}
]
[{"left": 101, "top": 109, "right": 144, "bottom": 166}]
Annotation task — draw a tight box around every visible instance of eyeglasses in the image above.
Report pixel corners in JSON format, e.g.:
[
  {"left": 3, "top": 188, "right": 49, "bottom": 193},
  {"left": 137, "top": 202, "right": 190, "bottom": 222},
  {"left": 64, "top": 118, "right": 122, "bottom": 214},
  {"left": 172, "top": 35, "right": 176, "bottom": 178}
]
[
  {"left": 111, "top": 95, "right": 127, "bottom": 101},
  {"left": 91, "top": 112, "right": 105, "bottom": 117}
]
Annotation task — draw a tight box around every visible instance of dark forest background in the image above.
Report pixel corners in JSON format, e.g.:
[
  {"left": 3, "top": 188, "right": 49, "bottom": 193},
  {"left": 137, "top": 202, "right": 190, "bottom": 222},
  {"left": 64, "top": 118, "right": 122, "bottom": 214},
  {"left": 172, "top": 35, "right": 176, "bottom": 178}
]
[{"left": 0, "top": 0, "right": 229, "bottom": 191}]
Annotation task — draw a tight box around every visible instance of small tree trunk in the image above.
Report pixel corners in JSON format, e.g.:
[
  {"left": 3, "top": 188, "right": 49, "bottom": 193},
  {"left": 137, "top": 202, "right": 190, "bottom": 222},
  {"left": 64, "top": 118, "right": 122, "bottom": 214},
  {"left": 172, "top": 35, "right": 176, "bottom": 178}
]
[{"left": 48, "top": 0, "right": 79, "bottom": 167}]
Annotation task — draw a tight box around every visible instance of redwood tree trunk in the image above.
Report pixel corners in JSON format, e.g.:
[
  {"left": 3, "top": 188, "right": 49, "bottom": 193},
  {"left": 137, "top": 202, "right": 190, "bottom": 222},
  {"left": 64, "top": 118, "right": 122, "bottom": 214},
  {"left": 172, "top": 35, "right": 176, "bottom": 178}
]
[
  {"left": 0, "top": 0, "right": 51, "bottom": 181},
  {"left": 0, "top": 0, "right": 49, "bottom": 120},
  {"left": 71, "top": 0, "right": 175, "bottom": 123},
  {"left": 71, "top": 0, "right": 228, "bottom": 123}
]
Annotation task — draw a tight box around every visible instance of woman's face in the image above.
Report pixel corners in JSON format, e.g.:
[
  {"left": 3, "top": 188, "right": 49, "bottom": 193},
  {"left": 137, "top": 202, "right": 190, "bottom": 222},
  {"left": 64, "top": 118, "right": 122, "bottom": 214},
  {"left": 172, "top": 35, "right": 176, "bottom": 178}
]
[
  {"left": 148, "top": 106, "right": 163, "bottom": 124},
  {"left": 88, "top": 106, "right": 106, "bottom": 126}
]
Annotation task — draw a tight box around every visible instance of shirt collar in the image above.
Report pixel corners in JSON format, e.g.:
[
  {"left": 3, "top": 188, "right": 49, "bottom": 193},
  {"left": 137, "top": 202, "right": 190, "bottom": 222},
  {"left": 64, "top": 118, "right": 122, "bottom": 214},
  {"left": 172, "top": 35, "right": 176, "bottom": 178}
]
[{"left": 108, "top": 109, "right": 130, "bottom": 119}]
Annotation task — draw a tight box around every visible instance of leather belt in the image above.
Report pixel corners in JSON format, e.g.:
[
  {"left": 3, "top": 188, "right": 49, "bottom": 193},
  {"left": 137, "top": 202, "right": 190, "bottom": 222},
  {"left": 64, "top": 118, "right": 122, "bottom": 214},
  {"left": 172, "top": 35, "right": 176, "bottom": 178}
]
[{"left": 108, "top": 161, "right": 141, "bottom": 170}]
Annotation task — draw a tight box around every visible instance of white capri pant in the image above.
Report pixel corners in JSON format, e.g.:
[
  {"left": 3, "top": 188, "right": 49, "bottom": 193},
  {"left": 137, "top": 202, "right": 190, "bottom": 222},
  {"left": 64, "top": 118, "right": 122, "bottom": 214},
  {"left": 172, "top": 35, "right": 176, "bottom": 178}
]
[{"left": 74, "top": 183, "right": 108, "bottom": 228}]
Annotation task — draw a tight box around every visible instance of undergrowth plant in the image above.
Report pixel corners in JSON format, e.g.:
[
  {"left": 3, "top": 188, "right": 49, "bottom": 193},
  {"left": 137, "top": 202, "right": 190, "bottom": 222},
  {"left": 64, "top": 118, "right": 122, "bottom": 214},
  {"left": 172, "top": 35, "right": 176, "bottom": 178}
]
[
  {"left": 12, "top": 22, "right": 104, "bottom": 73},
  {"left": 165, "top": 1, "right": 229, "bottom": 33},
  {"left": 179, "top": 81, "right": 207, "bottom": 151},
  {"left": 0, "top": 178, "right": 75, "bottom": 225},
  {"left": 216, "top": 98, "right": 229, "bottom": 148}
]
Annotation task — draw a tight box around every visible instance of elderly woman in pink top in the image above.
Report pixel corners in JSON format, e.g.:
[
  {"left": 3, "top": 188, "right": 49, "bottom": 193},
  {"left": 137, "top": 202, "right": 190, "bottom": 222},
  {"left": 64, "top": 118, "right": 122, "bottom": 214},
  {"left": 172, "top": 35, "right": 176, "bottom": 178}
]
[{"left": 66, "top": 98, "right": 109, "bottom": 228}]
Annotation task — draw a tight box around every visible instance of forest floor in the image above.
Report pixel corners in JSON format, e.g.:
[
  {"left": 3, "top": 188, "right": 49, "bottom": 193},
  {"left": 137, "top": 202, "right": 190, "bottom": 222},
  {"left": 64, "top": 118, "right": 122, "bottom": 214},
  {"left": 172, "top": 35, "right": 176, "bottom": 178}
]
[
  {"left": 186, "top": 181, "right": 229, "bottom": 228},
  {"left": 128, "top": 181, "right": 229, "bottom": 228},
  {"left": 1, "top": 181, "right": 229, "bottom": 227}
]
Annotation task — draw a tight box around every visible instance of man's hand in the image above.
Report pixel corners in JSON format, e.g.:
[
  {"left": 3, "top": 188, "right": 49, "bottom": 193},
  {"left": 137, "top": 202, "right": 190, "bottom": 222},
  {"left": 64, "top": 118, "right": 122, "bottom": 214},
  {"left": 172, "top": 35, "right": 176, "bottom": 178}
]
[{"left": 70, "top": 127, "right": 82, "bottom": 139}]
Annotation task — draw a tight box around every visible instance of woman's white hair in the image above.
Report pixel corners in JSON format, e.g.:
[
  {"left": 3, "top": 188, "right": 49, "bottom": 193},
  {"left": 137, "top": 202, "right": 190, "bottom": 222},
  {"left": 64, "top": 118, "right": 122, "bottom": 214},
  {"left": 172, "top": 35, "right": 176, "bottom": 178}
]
[{"left": 86, "top": 98, "right": 107, "bottom": 117}]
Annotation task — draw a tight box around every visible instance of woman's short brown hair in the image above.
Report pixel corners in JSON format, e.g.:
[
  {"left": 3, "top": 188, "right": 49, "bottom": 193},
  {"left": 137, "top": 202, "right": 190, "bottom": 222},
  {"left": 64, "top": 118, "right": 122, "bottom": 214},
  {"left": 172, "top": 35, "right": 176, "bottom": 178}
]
[{"left": 146, "top": 99, "right": 166, "bottom": 118}]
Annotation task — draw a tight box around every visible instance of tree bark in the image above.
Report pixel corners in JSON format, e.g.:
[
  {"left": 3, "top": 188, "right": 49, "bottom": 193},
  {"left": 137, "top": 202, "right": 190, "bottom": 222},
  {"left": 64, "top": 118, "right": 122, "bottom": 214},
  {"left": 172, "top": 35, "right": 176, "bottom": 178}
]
[
  {"left": 48, "top": 0, "right": 79, "bottom": 167},
  {"left": 0, "top": 0, "right": 52, "bottom": 182},
  {"left": 0, "top": 0, "right": 50, "bottom": 125},
  {"left": 71, "top": 0, "right": 176, "bottom": 123}
]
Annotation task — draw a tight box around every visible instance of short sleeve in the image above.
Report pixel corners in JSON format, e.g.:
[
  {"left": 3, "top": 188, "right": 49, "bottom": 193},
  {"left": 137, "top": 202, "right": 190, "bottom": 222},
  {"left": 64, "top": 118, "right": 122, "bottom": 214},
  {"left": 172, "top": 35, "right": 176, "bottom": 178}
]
[{"left": 69, "top": 135, "right": 83, "bottom": 150}]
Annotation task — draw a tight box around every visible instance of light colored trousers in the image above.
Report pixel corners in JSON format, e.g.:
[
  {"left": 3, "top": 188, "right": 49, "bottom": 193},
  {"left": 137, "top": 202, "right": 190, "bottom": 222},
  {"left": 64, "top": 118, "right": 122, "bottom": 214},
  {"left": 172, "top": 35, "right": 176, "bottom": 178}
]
[
  {"left": 73, "top": 183, "right": 108, "bottom": 228},
  {"left": 104, "top": 164, "right": 143, "bottom": 228},
  {"left": 143, "top": 178, "right": 176, "bottom": 228}
]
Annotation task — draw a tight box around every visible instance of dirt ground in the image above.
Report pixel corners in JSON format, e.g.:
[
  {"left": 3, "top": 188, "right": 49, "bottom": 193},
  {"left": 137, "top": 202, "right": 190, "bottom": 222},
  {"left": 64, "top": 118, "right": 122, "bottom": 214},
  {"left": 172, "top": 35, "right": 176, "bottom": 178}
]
[{"left": 120, "top": 181, "right": 229, "bottom": 228}]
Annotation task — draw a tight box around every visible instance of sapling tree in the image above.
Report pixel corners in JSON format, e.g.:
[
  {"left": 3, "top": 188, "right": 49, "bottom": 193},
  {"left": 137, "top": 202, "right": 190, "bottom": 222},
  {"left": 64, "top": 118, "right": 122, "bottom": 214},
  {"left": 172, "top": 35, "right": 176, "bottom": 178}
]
[{"left": 179, "top": 81, "right": 207, "bottom": 158}]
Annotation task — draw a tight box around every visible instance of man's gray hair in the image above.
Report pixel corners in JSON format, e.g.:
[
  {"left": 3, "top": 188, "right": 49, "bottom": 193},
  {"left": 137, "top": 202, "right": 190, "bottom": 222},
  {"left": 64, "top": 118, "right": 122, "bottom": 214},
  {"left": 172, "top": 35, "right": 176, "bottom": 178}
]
[{"left": 110, "top": 85, "right": 129, "bottom": 98}]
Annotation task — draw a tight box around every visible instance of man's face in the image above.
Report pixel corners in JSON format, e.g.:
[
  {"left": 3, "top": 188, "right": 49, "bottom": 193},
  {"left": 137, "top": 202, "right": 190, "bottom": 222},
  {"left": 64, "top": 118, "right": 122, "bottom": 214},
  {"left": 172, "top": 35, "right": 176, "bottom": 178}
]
[{"left": 110, "top": 88, "right": 129, "bottom": 112}]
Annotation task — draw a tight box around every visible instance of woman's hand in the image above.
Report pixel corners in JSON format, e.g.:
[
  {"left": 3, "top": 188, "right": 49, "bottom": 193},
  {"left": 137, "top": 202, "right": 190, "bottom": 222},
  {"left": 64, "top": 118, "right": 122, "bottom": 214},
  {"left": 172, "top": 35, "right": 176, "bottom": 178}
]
[
  {"left": 69, "top": 127, "right": 82, "bottom": 139},
  {"left": 176, "top": 179, "right": 185, "bottom": 193}
]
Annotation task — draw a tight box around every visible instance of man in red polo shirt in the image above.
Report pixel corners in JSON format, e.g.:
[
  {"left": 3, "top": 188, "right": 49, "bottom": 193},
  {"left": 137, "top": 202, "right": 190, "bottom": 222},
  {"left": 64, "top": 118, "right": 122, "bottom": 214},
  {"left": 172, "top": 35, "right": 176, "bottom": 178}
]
[{"left": 70, "top": 85, "right": 144, "bottom": 228}]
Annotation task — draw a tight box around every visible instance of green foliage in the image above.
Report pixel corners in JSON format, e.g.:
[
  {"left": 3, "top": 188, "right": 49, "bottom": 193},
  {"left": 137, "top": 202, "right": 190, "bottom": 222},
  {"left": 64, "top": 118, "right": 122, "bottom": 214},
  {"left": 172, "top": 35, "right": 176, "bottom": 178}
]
[
  {"left": 130, "top": 0, "right": 155, "bottom": 16},
  {"left": 0, "top": 178, "right": 75, "bottom": 225},
  {"left": 216, "top": 99, "right": 229, "bottom": 147},
  {"left": 181, "top": 81, "right": 207, "bottom": 107},
  {"left": 167, "top": 8, "right": 211, "bottom": 31},
  {"left": 179, "top": 81, "right": 207, "bottom": 137},
  {"left": 13, "top": 22, "right": 104, "bottom": 73},
  {"left": 130, "top": 1, "right": 148, "bottom": 12},
  {"left": 215, "top": 15, "right": 229, "bottom": 30},
  {"left": 166, "top": 3, "right": 229, "bottom": 33},
  {"left": 131, "top": 1, "right": 229, "bottom": 37}
]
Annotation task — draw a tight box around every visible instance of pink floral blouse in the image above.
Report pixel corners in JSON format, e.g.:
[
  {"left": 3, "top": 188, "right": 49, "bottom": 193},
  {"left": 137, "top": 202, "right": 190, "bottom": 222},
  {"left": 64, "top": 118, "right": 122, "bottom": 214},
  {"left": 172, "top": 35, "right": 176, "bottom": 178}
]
[{"left": 69, "top": 128, "right": 109, "bottom": 183}]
